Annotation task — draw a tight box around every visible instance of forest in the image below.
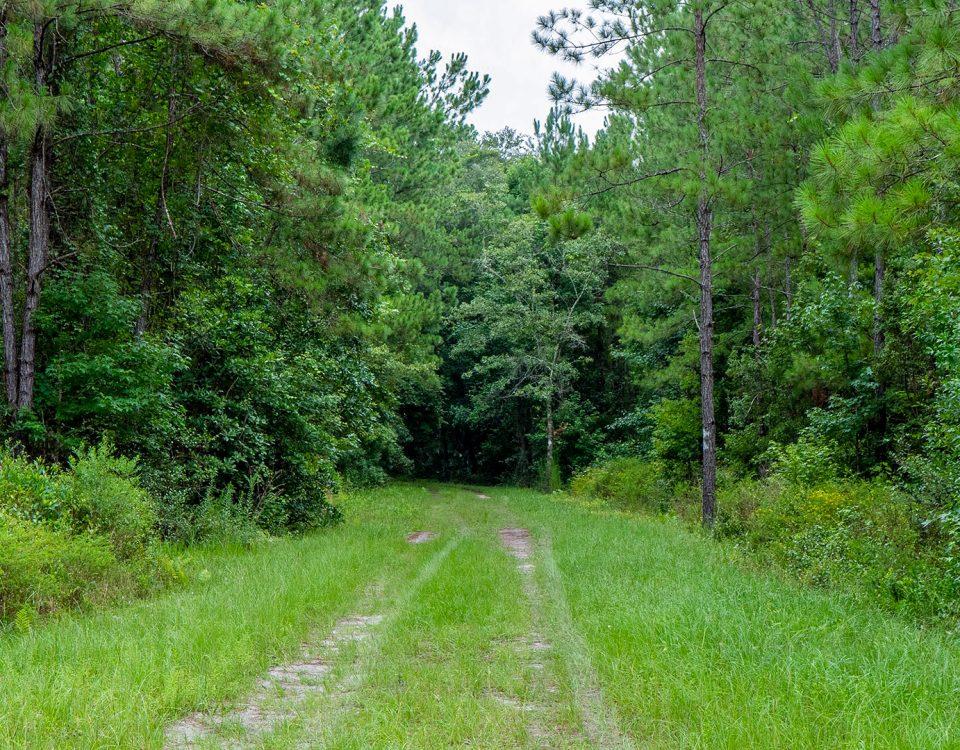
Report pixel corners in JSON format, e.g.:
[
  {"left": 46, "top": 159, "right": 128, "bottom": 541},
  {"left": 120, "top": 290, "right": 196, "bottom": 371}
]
[
  {"left": 0, "top": 0, "right": 959, "bottom": 658},
  {"left": 2, "top": 0, "right": 960, "bottom": 747}
]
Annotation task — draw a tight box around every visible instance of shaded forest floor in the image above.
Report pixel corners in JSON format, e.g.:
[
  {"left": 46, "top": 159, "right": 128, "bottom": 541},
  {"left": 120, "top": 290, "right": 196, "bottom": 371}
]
[{"left": 2, "top": 483, "right": 959, "bottom": 749}]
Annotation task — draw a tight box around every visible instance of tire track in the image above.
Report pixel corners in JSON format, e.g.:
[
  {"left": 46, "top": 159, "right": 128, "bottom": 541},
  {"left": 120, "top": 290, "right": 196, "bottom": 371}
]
[
  {"left": 499, "top": 525, "right": 636, "bottom": 750},
  {"left": 300, "top": 531, "right": 464, "bottom": 749},
  {"left": 165, "top": 533, "right": 463, "bottom": 749},
  {"left": 537, "top": 533, "right": 637, "bottom": 750}
]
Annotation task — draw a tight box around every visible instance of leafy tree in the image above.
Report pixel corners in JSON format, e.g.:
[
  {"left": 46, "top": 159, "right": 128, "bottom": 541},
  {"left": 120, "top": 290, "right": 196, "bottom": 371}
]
[{"left": 452, "top": 219, "right": 608, "bottom": 489}]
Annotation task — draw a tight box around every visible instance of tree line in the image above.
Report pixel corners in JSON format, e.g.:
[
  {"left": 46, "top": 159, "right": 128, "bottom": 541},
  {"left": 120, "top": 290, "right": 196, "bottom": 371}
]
[{"left": 0, "top": 0, "right": 958, "bottom": 583}]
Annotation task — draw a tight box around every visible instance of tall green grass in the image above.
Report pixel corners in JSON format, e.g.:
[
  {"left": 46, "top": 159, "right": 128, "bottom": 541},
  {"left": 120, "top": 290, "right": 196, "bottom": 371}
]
[
  {"left": 0, "top": 485, "right": 438, "bottom": 749},
  {"left": 515, "top": 489, "right": 960, "bottom": 749},
  {"left": 3, "top": 483, "right": 959, "bottom": 749}
]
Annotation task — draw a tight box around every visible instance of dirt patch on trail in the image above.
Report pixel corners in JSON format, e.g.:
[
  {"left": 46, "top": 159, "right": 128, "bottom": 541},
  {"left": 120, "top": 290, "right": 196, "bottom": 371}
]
[
  {"left": 455, "top": 485, "right": 491, "bottom": 499},
  {"left": 499, "top": 527, "right": 533, "bottom": 560},
  {"left": 406, "top": 531, "right": 438, "bottom": 544},
  {"left": 165, "top": 613, "right": 383, "bottom": 748}
]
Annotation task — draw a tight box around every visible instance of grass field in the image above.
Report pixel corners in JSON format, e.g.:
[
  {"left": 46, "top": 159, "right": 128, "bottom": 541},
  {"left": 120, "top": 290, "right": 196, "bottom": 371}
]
[{"left": 1, "top": 483, "right": 958, "bottom": 749}]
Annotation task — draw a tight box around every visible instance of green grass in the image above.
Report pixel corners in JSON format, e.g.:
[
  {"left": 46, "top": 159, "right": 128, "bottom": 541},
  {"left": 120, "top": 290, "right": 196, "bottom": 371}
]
[{"left": 1, "top": 483, "right": 959, "bottom": 749}]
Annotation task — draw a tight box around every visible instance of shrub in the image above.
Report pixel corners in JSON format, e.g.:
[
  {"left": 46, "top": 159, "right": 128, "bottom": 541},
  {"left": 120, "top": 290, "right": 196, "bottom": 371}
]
[
  {"left": 187, "top": 486, "right": 267, "bottom": 547},
  {"left": 0, "top": 445, "right": 174, "bottom": 626},
  {"left": 0, "top": 513, "right": 117, "bottom": 622},
  {"left": 66, "top": 445, "right": 159, "bottom": 559},
  {"left": 0, "top": 443, "right": 158, "bottom": 560},
  {"left": 735, "top": 479, "right": 957, "bottom": 623},
  {"left": 571, "top": 458, "right": 675, "bottom": 514},
  {"left": 575, "top": 455, "right": 959, "bottom": 626},
  {"left": 762, "top": 434, "right": 844, "bottom": 486}
]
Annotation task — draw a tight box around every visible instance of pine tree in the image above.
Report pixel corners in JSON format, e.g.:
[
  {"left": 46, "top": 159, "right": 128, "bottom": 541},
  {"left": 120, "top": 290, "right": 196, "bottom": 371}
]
[
  {"left": 0, "top": 0, "right": 290, "bottom": 413},
  {"left": 536, "top": 0, "right": 801, "bottom": 526}
]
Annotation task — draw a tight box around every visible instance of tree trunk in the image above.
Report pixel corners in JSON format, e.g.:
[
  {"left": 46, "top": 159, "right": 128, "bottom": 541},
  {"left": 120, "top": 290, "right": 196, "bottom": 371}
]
[
  {"left": 868, "top": 1, "right": 884, "bottom": 357},
  {"left": 18, "top": 21, "right": 54, "bottom": 412},
  {"left": 849, "top": 0, "right": 861, "bottom": 60},
  {"left": 768, "top": 283, "right": 778, "bottom": 331},
  {"left": 807, "top": 0, "right": 839, "bottom": 72},
  {"left": 752, "top": 270, "right": 762, "bottom": 347},
  {"left": 136, "top": 70, "right": 178, "bottom": 336},
  {"left": 545, "top": 398, "right": 555, "bottom": 491},
  {"left": 0, "top": 138, "right": 16, "bottom": 411},
  {"left": 694, "top": 8, "right": 717, "bottom": 530},
  {"left": 0, "top": 14, "right": 17, "bottom": 409},
  {"left": 784, "top": 256, "right": 793, "bottom": 320},
  {"left": 829, "top": 0, "right": 842, "bottom": 72},
  {"left": 869, "top": 0, "right": 882, "bottom": 49},
  {"left": 873, "top": 247, "right": 885, "bottom": 354}
]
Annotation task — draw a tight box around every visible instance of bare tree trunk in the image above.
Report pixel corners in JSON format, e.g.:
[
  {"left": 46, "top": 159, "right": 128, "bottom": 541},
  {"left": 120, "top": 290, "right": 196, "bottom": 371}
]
[
  {"left": 545, "top": 397, "right": 555, "bottom": 491},
  {"left": 873, "top": 247, "right": 885, "bottom": 354},
  {"left": 0, "top": 139, "right": 16, "bottom": 411},
  {"left": 694, "top": 8, "right": 717, "bottom": 529},
  {"left": 868, "top": 0, "right": 885, "bottom": 357},
  {"left": 18, "top": 21, "right": 54, "bottom": 412},
  {"left": 784, "top": 256, "right": 793, "bottom": 320},
  {"left": 829, "top": 0, "right": 842, "bottom": 71},
  {"left": 849, "top": 0, "right": 861, "bottom": 60},
  {"left": 768, "top": 283, "right": 778, "bottom": 331},
  {"left": 0, "top": 14, "right": 17, "bottom": 409},
  {"left": 869, "top": 0, "right": 882, "bottom": 48},
  {"left": 136, "top": 67, "right": 178, "bottom": 336},
  {"left": 806, "top": 0, "right": 840, "bottom": 72}
]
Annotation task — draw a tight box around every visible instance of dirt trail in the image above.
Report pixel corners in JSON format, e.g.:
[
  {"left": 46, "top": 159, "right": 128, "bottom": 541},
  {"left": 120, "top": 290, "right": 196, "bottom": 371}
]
[
  {"left": 499, "top": 525, "right": 635, "bottom": 750},
  {"left": 165, "top": 533, "right": 463, "bottom": 749},
  {"left": 163, "top": 495, "right": 630, "bottom": 750},
  {"left": 165, "top": 611, "right": 384, "bottom": 748}
]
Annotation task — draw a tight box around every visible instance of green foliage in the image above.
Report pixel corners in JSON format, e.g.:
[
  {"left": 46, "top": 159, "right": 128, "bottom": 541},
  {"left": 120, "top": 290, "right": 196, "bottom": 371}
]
[
  {"left": 576, "top": 456, "right": 959, "bottom": 625},
  {"left": 185, "top": 486, "right": 269, "bottom": 548},
  {"left": 649, "top": 398, "right": 702, "bottom": 474},
  {"left": 0, "top": 0, "right": 958, "bottom": 639},
  {"left": 66, "top": 444, "right": 159, "bottom": 559},
  {"left": 34, "top": 270, "right": 185, "bottom": 459},
  {"left": 571, "top": 457, "right": 675, "bottom": 514},
  {"left": 0, "top": 444, "right": 172, "bottom": 625},
  {"left": 0, "top": 513, "right": 118, "bottom": 624},
  {"left": 449, "top": 218, "right": 609, "bottom": 483},
  {"left": 763, "top": 435, "right": 845, "bottom": 487},
  {"left": 720, "top": 478, "right": 958, "bottom": 624}
]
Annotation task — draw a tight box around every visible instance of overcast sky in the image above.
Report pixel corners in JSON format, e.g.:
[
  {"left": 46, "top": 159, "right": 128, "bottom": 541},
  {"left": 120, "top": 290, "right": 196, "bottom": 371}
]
[{"left": 398, "top": 0, "right": 610, "bottom": 137}]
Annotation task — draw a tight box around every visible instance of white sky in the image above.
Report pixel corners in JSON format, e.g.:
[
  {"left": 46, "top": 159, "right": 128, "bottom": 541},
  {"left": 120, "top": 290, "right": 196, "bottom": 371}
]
[{"left": 397, "top": 0, "right": 610, "bottom": 137}]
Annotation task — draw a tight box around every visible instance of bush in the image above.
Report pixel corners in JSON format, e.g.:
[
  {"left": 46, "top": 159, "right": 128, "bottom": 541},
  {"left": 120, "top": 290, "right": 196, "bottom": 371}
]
[
  {"left": 571, "top": 458, "right": 675, "bottom": 514},
  {"left": 187, "top": 486, "right": 267, "bottom": 547},
  {"left": 720, "top": 478, "right": 958, "bottom": 623},
  {"left": 762, "top": 435, "right": 844, "bottom": 486},
  {"left": 574, "top": 456, "right": 959, "bottom": 626},
  {"left": 0, "top": 444, "right": 158, "bottom": 559},
  {"left": 0, "top": 513, "right": 118, "bottom": 623},
  {"left": 0, "top": 445, "right": 174, "bottom": 626},
  {"left": 66, "top": 445, "right": 159, "bottom": 559}
]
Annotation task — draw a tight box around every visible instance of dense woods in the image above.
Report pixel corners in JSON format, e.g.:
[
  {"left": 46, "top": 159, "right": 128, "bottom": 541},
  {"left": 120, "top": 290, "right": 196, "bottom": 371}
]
[{"left": 0, "top": 0, "right": 959, "bottom": 627}]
